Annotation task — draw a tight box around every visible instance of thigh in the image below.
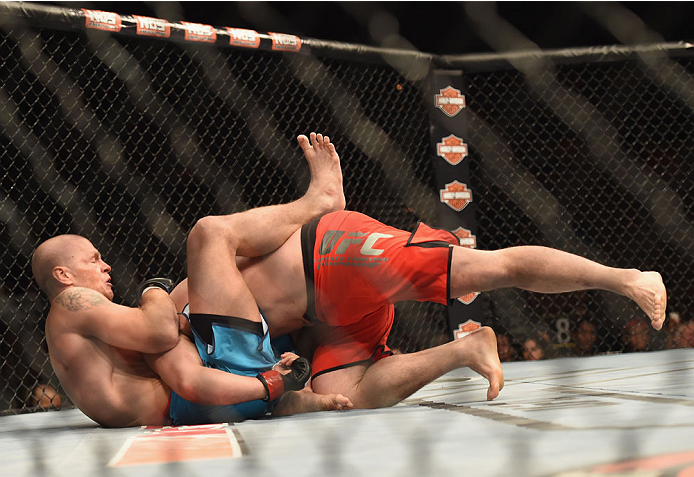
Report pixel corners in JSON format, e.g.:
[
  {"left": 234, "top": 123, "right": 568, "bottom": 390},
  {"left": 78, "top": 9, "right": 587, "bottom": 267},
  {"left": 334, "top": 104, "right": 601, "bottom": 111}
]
[
  {"left": 309, "top": 305, "right": 394, "bottom": 379},
  {"left": 145, "top": 336, "right": 204, "bottom": 393},
  {"left": 187, "top": 218, "right": 261, "bottom": 321},
  {"left": 196, "top": 319, "right": 277, "bottom": 373},
  {"left": 310, "top": 363, "right": 369, "bottom": 399},
  {"left": 449, "top": 246, "right": 510, "bottom": 298},
  {"left": 313, "top": 213, "right": 453, "bottom": 325}
]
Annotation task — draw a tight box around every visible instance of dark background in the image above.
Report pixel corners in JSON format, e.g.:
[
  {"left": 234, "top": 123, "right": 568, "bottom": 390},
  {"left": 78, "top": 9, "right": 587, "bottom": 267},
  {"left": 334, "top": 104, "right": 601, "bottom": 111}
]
[
  {"left": 3, "top": 1, "right": 693, "bottom": 412},
  {"left": 49, "top": 2, "right": 694, "bottom": 54}
]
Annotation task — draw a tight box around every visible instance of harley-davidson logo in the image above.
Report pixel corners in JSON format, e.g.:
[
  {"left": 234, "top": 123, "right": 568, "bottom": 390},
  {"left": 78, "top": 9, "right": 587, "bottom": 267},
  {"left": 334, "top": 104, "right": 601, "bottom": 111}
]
[
  {"left": 437, "top": 135, "right": 468, "bottom": 165},
  {"left": 458, "top": 292, "right": 480, "bottom": 305},
  {"left": 435, "top": 86, "right": 466, "bottom": 117},
  {"left": 452, "top": 227, "right": 477, "bottom": 248},
  {"left": 440, "top": 181, "right": 473, "bottom": 212},
  {"left": 454, "top": 319, "right": 481, "bottom": 339}
]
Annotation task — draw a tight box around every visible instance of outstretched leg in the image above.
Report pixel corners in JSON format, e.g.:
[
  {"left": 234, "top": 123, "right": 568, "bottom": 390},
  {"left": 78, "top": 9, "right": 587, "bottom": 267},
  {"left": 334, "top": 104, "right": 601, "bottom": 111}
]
[
  {"left": 449, "top": 245, "right": 667, "bottom": 330},
  {"left": 311, "top": 327, "right": 504, "bottom": 408}
]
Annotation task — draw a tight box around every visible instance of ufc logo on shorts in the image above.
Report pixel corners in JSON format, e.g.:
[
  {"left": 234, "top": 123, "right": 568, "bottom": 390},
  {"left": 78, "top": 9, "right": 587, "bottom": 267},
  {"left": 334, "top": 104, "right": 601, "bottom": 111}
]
[{"left": 320, "top": 231, "right": 393, "bottom": 256}]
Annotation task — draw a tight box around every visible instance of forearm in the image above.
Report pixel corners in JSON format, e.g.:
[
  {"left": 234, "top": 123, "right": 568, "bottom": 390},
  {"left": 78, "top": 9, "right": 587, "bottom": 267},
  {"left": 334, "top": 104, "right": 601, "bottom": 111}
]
[
  {"left": 139, "top": 289, "right": 180, "bottom": 352},
  {"left": 177, "top": 366, "right": 267, "bottom": 406},
  {"left": 146, "top": 337, "right": 269, "bottom": 406}
]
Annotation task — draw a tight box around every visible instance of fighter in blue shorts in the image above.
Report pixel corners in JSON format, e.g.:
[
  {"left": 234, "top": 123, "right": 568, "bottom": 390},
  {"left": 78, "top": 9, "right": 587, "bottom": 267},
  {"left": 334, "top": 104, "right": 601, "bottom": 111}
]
[
  {"left": 165, "top": 304, "right": 308, "bottom": 425},
  {"left": 32, "top": 132, "right": 350, "bottom": 428}
]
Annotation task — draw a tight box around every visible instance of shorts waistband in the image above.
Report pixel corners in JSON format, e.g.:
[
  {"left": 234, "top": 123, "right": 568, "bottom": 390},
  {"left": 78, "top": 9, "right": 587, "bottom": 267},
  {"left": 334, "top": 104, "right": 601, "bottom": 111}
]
[{"left": 300, "top": 218, "right": 319, "bottom": 323}]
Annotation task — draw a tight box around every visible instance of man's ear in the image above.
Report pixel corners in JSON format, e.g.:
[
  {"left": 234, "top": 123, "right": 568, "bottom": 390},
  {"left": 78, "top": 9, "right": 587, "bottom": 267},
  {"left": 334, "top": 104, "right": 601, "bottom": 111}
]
[{"left": 52, "top": 266, "right": 73, "bottom": 286}]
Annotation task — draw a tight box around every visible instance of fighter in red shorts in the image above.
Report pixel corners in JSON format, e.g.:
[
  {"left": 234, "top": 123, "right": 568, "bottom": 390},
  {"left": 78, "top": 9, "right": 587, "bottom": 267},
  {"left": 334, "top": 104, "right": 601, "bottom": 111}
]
[
  {"left": 169, "top": 133, "right": 667, "bottom": 411},
  {"left": 301, "top": 211, "right": 460, "bottom": 379},
  {"left": 280, "top": 204, "right": 667, "bottom": 408}
]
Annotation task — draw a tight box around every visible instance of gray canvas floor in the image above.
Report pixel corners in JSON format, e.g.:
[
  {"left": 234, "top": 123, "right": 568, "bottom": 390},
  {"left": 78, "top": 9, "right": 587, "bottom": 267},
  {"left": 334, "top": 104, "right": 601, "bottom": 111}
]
[{"left": 3, "top": 349, "right": 694, "bottom": 477}]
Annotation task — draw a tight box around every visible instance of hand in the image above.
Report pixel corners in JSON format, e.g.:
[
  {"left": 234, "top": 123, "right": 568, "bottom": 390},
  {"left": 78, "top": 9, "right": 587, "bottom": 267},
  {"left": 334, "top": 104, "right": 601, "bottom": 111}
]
[
  {"left": 137, "top": 277, "right": 175, "bottom": 303},
  {"left": 273, "top": 352, "right": 300, "bottom": 372},
  {"left": 257, "top": 355, "right": 311, "bottom": 401}
]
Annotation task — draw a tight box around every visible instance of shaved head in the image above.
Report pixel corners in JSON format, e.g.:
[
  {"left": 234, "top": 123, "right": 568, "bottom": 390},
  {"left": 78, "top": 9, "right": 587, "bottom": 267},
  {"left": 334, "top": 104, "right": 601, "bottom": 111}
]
[{"left": 32, "top": 235, "right": 93, "bottom": 299}]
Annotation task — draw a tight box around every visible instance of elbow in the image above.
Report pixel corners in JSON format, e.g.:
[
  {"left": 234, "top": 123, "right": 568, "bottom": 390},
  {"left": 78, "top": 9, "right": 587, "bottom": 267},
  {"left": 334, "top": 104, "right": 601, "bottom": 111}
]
[
  {"left": 163, "top": 329, "right": 181, "bottom": 350},
  {"left": 174, "top": 376, "right": 200, "bottom": 404},
  {"left": 149, "top": 328, "right": 180, "bottom": 354},
  {"left": 160, "top": 307, "right": 182, "bottom": 349}
]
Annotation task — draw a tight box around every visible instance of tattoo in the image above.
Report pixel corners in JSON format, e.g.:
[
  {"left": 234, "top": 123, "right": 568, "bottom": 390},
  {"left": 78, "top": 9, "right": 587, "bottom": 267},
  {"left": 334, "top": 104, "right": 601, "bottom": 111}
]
[{"left": 55, "top": 289, "right": 107, "bottom": 311}]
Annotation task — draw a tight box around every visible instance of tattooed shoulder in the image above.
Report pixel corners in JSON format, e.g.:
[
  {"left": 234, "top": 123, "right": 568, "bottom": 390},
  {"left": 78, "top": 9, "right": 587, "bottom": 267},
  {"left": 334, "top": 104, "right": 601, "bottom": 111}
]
[{"left": 55, "top": 288, "right": 107, "bottom": 311}]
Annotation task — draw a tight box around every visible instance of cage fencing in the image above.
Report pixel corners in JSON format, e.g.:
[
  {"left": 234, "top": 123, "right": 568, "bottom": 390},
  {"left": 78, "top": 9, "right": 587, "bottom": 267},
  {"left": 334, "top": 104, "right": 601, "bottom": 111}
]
[{"left": 0, "top": 3, "right": 693, "bottom": 413}]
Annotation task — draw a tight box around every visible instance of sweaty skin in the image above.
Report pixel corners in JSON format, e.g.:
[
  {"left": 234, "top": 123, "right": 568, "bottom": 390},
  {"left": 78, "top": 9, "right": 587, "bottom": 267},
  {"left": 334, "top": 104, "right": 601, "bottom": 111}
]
[
  {"left": 37, "top": 132, "right": 352, "bottom": 427},
  {"left": 39, "top": 237, "right": 178, "bottom": 427},
  {"left": 193, "top": 220, "right": 667, "bottom": 408}
]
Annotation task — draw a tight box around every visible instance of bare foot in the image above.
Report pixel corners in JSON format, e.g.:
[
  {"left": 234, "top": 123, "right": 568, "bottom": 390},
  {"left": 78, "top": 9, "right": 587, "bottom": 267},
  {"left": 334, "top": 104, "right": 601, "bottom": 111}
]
[
  {"left": 627, "top": 270, "right": 667, "bottom": 330},
  {"left": 456, "top": 327, "right": 505, "bottom": 401},
  {"left": 272, "top": 387, "right": 353, "bottom": 417},
  {"left": 297, "top": 132, "right": 346, "bottom": 216}
]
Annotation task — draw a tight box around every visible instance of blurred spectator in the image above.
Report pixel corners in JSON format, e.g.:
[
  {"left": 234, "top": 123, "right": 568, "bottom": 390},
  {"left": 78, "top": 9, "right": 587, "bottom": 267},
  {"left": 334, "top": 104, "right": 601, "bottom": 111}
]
[
  {"left": 522, "top": 337, "right": 544, "bottom": 361},
  {"left": 495, "top": 328, "right": 518, "bottom": 362},
  {"left": 522, "top": 332, "right": 553, "bottom": 361},
  {"left": 622, "top": 317, "right": 651, "bottom": 353},
  {"left": 537, "top": 329, "right": 552, "bottom": 345},
  {"left": 651, "top": 311, "right": 682, "bottom": 350},
  {"left": 665, "top": 312, "right": 682, "bottom": 350},
  {"left": 572, "top": 319, "right": 598, "bottom": 356},
  {"left": 673, "top": 320, "right": 694, "bottom": 349},
  {"left": 27, "top": 384, "right": 61, "bottom": 410}
]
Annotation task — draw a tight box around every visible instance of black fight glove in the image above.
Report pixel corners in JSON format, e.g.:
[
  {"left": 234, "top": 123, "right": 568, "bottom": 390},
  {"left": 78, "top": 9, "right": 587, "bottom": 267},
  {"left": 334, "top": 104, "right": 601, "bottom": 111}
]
[
  {"left": 256, "top": 357, "right": 311, "bottom": 402},
  {"left": 137, "top": 277, "right": 175, "bottom": 303}
]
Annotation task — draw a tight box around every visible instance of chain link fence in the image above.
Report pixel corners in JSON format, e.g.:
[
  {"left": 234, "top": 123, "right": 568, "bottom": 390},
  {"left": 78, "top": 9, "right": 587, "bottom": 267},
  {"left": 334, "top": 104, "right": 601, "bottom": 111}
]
[
  {"left": 1, "top": 5, "right": 693, "bottom": 413},
  {"left": 465, "top": 51, "right": 694, "bottom": 361}
]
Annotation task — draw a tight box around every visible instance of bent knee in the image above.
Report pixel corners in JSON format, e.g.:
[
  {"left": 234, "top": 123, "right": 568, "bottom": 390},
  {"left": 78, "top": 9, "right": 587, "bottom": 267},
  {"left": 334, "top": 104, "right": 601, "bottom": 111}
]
[{"left": 188, "top": 216, "right": 238, "bottom": 250}]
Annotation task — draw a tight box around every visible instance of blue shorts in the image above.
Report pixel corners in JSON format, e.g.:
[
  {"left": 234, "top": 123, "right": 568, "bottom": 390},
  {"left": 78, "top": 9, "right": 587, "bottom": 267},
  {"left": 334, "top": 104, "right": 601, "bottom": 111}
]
[{"left": 167, "top": 305, "right": 279, "bottom": 425}]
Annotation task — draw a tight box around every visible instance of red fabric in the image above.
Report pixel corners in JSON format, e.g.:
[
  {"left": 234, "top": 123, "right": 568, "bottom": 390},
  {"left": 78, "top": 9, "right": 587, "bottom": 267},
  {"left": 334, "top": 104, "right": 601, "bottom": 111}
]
[
  {"left": 309, "top": 211, "right": 456, "bottom": 376},
  {"left": 259, "top": 370, "right": 285, "bottom": 401}
]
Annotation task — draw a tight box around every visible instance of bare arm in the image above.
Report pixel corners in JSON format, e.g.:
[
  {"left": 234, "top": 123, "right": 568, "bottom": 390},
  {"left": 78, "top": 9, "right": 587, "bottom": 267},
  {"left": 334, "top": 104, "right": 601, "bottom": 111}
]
[
  {"left": 144, "top": 337, "right": 267, "bottom": 405},
  {"left": 54, "top": 287, "right": 179, "bottom": 353}
]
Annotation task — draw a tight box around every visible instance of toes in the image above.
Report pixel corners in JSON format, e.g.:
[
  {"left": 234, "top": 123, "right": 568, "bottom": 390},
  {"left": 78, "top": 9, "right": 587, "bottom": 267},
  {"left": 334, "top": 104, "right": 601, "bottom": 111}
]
[
  {"left": 310, "top": 132, "right": 318, "bottom": 148},
  {"left": 297, "top": 135, "right": 310, "bottom": 151},
  {"left": 487, "top": 382, "right": 500, "bottom": 401},
  {"left": 316, "top": 133, "right": 324, "bottom": 148}
]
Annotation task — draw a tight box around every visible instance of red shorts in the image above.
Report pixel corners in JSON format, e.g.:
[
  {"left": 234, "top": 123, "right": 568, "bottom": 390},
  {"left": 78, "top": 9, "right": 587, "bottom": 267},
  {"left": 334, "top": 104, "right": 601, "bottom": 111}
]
[{"left": 301, "top": 211, "right": 459, "bottom": 378}]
